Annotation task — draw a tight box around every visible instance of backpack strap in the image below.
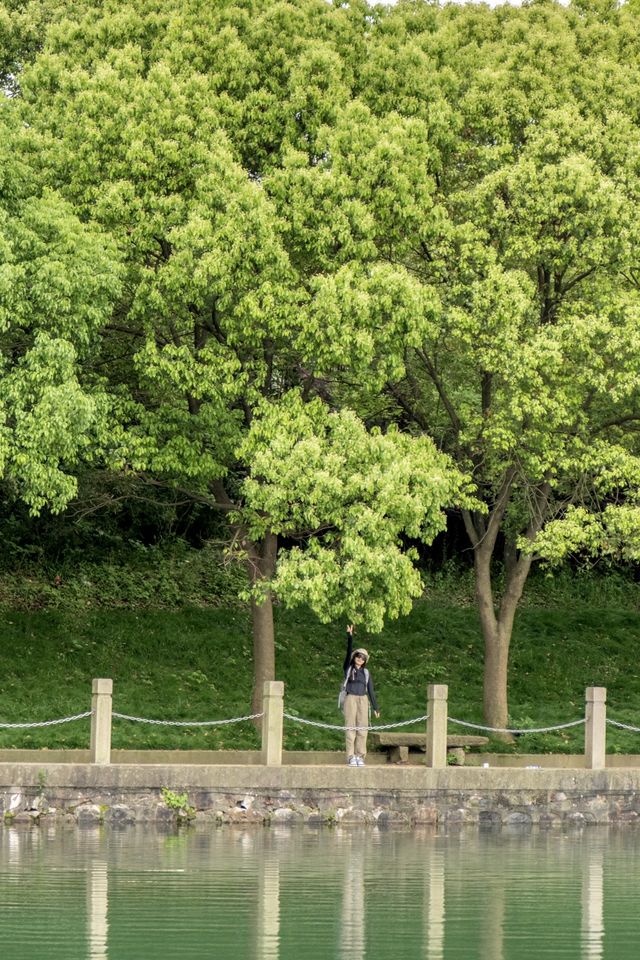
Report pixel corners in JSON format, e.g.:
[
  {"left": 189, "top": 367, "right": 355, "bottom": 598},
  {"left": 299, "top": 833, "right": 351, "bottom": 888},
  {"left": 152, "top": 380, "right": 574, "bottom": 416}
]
[{"left": 344, "top": 667, "right": 369, "bottom": 687}]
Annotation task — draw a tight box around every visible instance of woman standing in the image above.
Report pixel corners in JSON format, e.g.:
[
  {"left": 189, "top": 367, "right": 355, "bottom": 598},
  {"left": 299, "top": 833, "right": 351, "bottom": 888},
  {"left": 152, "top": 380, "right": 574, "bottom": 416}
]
[{"left": 343, "top": 624, "right": 380, "bottom": 766}]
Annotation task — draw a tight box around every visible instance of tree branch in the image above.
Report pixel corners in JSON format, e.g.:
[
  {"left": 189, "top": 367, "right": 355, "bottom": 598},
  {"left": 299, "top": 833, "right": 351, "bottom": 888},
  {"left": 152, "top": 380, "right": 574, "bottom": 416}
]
[
  {"left": 479, "top": 465, "right": 518, "bottom": 559},
  {"left": 562, "top": 266, "right": 596, "bottom": 294},
  {"left": 481, "top": 371, "right": 492, "bottom": 417},
  {"left": 385, "top": 382, "right": 431, "bottom": 432},
  {"left": 415, "top": 347, "right": 462, "bottom": 436}
]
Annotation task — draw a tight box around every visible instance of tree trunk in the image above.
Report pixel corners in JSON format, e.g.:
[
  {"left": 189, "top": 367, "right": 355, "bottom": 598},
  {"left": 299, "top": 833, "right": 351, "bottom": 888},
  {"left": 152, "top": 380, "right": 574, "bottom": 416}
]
[
  {"left": 475, "top": 547, "right": 534, "bottom": 736},
  {"left": 250, "top": 588, "right": 275, "bottom": 717},
  {"left": 463, "top": 472, "right": 546, "bottom": 738},
  {"left": 473, "top": 548, "right": 508, "bottom": 737},
  {"left": 482, "top": 620, "right": 511, "bottom": 735},
  {"left": 247, "top": 532, "right": 278, "bottom": 719}
]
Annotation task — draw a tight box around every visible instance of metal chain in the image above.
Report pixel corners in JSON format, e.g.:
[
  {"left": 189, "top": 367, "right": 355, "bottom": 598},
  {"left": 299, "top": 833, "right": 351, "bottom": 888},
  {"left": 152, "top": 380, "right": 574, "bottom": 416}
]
[
  {"left": 111, "top": 711, "right": 263, "bottom": 727},
  {"left": 283, "top": 713, "right": 429, "bottom": 733},
  {"left": 284, "top": 712, "right": 586, "bottom": 735},
  {"left": 448, "top": 716, "right": 585, "bottom": 735},
  {"left": 0, "top": 709, "right": 601, "bottom": 737},
  {"left": 0, "top": 711, "right": 93, "bottom": 730},
  {"left": 607, "top": 718, "right": 640, "bottom": 733}
]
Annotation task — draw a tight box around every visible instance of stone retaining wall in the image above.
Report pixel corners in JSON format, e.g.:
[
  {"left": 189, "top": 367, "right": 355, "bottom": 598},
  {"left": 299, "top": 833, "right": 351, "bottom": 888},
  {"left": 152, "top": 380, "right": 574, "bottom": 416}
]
[{"left": 2, "top": 763, "right": 640, "bottom": 827}]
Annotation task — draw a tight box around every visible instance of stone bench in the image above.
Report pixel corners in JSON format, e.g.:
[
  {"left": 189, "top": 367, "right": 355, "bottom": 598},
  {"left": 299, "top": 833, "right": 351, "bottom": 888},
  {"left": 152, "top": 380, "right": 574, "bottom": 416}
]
[{"left": 369, "top": 732, "right": 489, "bottom": 765}]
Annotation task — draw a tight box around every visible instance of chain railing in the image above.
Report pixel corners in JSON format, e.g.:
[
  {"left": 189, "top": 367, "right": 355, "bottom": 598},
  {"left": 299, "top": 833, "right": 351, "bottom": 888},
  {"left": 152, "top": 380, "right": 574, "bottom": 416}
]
[
  {"left": 607, "top": 718, "right": 640, "bottom": 734},
  {"left": 448, "top": 716, "right": 586, "bottom": 735},
  {"left": 112, "top": 711, "right": 263, "bottom": 727},
  {"left": 0, "top": 711, "right": 589, "bottom": 736},
  {"left": 283, "top": 712, "right": 429, "bottom": 733},
  {"left": 283, "top": 713, "right": 588, "bottom": 736},
  {"left": 0, "top": 680, "right": 632, "bottom": 768},
  {"left": 0, "top": 711, "right": 93, "bottom": 730}
]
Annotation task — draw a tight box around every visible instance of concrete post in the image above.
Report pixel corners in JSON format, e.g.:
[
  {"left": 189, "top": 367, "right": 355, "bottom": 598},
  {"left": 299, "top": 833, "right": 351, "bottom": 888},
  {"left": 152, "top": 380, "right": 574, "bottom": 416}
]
[
  {"left": 90, "top": 678, "right": 113, "bottom": 765},
  {"left": 585, "top": 686, "right": 607, "bottom": 770},
  {"left": 261, "top": 681, "right": 284, "bottom": 767},
  {"left": 426, "top": 684, "right": 448, "bottom": 769}
]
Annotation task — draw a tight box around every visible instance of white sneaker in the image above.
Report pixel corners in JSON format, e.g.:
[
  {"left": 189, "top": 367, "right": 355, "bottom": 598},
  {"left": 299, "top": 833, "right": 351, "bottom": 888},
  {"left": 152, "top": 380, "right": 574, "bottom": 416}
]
[
  {"left": 348, "top": 756, "right": 358, "bottom": 766},
  {"left": 355, "top": 756, "right": 365, "bottom": 767}
]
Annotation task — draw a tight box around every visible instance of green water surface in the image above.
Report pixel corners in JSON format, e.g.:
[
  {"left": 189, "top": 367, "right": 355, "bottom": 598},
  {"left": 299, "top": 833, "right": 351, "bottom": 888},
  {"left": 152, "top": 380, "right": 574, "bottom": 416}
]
[{"left": 0, "top": 824, "right": 637, "bottom": 959}]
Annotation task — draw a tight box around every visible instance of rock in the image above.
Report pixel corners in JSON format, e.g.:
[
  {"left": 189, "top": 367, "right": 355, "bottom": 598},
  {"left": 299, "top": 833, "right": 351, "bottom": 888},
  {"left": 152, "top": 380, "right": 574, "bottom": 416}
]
[
  {"left": 505, "top": 812, "right": 532, "bottom": 825},
  {"left": 6, "top": 793, "right": 23, "bottom": 815},
  {"left": 412, "top": 805, "right": 438, "bottom": 824},
  {"left": 154, "top": 804, "right": 177, "bottom": 824},
  {"left": 104, "top": 805, "right": 135, "bottom": 824},
  {"left": 444, "top": 808, "right": 472, "bottom": 824},
  {"left": 336, "top": 807, "right": 367, "bottom": 824},
  {"left": 273, "top": 807, "right": 304, "bottom": 823},
  {"left": 375, "top": 810, "right": 410, "bottom": 826},
  {"left": 479, "top": 810, "right": 502, "bottom": 825},
  {"left": 75, "top": 804, "right": 103, "bottom": 825},
  {"left": 12, "top": 812, "right": 36, "bottom": 824}
]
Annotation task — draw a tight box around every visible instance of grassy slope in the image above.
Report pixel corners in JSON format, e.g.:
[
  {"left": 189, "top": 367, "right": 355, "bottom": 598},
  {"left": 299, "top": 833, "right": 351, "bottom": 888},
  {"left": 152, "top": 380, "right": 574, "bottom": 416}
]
[{"left": 1, "top": 571, "right": 640, "bottom": 755}]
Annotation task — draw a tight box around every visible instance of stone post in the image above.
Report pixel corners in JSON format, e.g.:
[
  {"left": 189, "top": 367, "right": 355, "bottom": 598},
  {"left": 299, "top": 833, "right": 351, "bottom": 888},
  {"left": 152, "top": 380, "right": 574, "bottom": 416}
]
[
  {"left": 261, "top": 680, "right": 284, "bottom": 767},
  {"left": 426, "top": 684, "right": 448, "bottom": 769},
  {"left": 585, "top": 686, "right": 607, "bottom": 770},
  {"left": 90, "top": 678, "right": 113, "bottom": 765}
]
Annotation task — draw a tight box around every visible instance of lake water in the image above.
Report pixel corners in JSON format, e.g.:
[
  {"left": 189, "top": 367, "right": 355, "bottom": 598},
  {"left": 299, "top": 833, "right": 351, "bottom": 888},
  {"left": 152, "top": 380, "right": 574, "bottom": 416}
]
[{"left": 1, "top": 824, "right": 639, "bottom": 959}]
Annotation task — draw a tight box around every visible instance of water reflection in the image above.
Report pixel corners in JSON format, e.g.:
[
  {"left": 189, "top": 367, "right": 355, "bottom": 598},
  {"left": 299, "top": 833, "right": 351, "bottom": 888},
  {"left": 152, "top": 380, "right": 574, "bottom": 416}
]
[
  {"left": 1, "top": 825, "right": 640, "bottom": 959},
  {"left": 581, "top": 849, "right": 604, "bottom": 960},
  {"left": 87, "top": 861, "right": 109, "bottom": 960},
  {"left": 340, "top": 842, "right": 365, "bottom": 960},
  {"left": 478, "top": 872, "right": 504, "bottom": 960},
  {"left": 424, "top": 849, "right": 445, "bottom": 960},
  {"left": 256, "top": 843, "right": 280, "bottom": 960}
]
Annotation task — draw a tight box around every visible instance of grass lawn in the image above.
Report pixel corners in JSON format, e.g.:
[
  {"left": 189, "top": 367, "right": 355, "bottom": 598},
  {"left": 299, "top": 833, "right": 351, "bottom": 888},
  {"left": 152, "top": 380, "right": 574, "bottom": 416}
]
[{"left": 1, "top": 572, "right": 640, "bottom": 755}]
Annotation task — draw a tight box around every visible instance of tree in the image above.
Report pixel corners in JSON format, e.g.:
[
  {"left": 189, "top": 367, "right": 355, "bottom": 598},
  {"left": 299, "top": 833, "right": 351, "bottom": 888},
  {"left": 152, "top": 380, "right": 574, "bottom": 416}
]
[
  {"left": 5, "top": 0, "right": 467, "bottom": 711},
  {"left": 351, "top": 0, "right": 640, "bottom": 729},
  {"left": 260, "top": 0, "right": 640, "bottom": 730}
]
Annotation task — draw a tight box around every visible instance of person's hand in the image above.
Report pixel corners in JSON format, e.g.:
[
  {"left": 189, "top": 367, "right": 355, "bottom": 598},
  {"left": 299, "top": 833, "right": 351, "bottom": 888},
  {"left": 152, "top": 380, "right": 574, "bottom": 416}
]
[
  {"left": 374, "top": 711, "right": 380, "bottom": 719},
  {"left": 347, "top": 624, "right": 354, "bottom": 635}
]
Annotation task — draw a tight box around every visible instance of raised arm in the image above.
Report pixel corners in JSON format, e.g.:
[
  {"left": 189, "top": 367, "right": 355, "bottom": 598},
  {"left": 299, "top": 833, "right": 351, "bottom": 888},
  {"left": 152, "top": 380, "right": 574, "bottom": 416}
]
[{"left": 344, "top": 624, "right": 354, "bottom": 673}]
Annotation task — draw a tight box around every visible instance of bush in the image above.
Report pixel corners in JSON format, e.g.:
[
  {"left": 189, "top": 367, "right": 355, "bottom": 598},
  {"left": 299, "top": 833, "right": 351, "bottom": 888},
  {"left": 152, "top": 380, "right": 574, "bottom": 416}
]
[{"left": 0, "top": 540, "right": 246, "bottom": 610}]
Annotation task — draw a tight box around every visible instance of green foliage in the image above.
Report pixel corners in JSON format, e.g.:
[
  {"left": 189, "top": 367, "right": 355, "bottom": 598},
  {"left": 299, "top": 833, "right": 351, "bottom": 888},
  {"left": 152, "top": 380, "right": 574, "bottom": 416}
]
[
  {"left": 238, "top": 391, "right": 472, "bottom": 629},
  {"left": 161, "top": 787, "right": 195, "bottom": 820},
  {"left": 0, "top": 109, "right": 122, "bottom": 515},
  {"left": 0, "top": 540, "right": 245, "bottom": 610},
  {"left": 527, "top": 504, "right": 640, "bottom": 566},
  {"left": 0, "top": 605, "right": 259, "bottom": 750}
]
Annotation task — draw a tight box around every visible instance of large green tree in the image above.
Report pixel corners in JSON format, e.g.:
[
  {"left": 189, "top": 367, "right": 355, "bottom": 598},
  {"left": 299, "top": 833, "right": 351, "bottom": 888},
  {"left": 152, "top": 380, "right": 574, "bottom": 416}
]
[
  {"left": 3, "top": 0, "right": 467, "bottom": 710},
  {"left": 260, "top": 0, "right": 640, "bottom": 729},
  {"left": 357, "top": 0, "right": 640, "bottom": 729}
]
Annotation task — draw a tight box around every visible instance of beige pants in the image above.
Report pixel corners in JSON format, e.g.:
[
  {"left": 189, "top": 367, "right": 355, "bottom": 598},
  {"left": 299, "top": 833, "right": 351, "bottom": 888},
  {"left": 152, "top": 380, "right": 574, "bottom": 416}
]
[{"left": 344, "top": 694, "right": 369, "bottom": 758}]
